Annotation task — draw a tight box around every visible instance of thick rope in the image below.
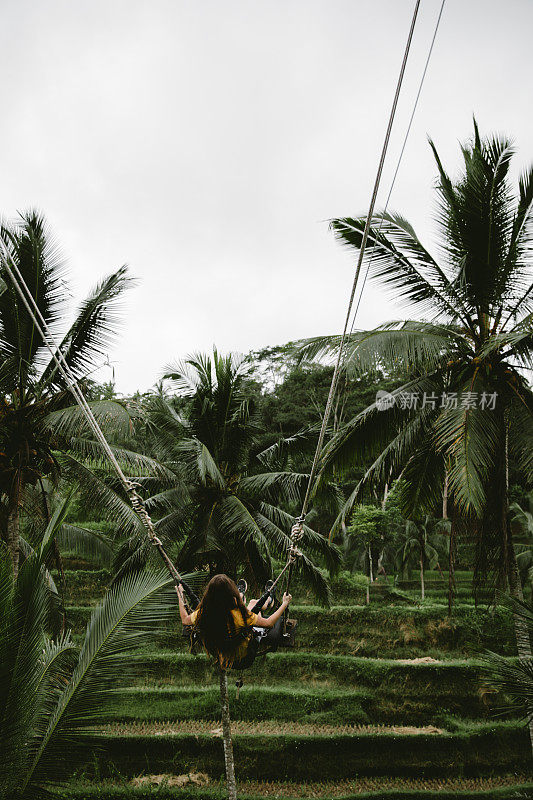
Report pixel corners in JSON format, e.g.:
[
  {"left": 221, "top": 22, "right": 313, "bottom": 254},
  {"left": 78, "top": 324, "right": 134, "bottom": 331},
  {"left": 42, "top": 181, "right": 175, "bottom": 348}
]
[
  {"left": 1, "top": 247, "right": 182, "bottom": 583},
  {"left": 349, "top": 0, "right": 446, "bottom": 330},
  {"left": 298, "top": 0, "right": 421, "bottom": 521},
  {"left": 334, "top": 0, "right": 447, "bottom": 479}
]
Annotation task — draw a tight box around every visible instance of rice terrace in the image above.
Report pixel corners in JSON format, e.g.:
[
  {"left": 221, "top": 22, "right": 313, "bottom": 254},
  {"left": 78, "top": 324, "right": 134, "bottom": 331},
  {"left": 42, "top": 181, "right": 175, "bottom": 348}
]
[{"left": 1, "top": 1, "right": 533, "bottom": 799}]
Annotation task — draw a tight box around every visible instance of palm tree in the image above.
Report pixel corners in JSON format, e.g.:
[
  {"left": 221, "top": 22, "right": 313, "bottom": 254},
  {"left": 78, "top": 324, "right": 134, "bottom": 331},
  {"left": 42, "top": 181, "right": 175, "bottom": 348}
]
[
  {"left": 132, "top": 350, "right": 341, "bottom": 602},
  {"left": 298, "top": 122, "right": 533, "bottom": 603},
  {"left": 0, "top": 497, "right": 177, "bottom": 799},
  {"left": 395, "top": 516, "right": 444, "bottom": 600},
  {"left": 298, "top": 121, "right": 533, "bottom": 750},
  {"left": 0, "top": 210, "right": 154, "bottom": 575}
]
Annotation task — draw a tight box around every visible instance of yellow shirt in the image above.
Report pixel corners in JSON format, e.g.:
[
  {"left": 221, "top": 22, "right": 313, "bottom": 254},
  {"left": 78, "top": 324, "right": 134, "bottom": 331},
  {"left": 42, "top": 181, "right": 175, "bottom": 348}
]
[{"left": 190, "top": 607, "right": 259, "bottom": 667}]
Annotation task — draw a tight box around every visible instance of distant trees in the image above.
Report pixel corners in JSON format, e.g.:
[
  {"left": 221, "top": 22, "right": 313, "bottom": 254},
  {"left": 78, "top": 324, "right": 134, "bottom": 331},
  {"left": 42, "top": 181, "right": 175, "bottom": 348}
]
[{"left": 345, "top": 505, "right": 394, "bottom": 603}]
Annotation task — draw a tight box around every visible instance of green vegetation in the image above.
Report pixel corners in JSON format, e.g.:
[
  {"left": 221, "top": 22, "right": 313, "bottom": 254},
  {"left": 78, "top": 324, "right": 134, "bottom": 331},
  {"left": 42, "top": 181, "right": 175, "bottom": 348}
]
[
  {"left": 1, "top": 122, "right": 533, "bottom": 797},
  {"left": 53, "top": 777, "right": 533, "bottom": 800}
]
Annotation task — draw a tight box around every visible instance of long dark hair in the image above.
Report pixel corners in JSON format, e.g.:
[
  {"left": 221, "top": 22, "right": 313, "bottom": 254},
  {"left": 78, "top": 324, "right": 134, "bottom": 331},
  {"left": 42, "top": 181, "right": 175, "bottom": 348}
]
[{"left": 194, "top": 574, "right": 250, "bottom": 664}]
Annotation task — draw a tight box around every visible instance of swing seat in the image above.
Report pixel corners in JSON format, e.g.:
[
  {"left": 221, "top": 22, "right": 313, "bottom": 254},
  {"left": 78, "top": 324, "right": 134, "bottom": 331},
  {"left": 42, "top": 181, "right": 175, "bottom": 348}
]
[{"left": 280, "top": 618, "right": 298, "bottom": 647}]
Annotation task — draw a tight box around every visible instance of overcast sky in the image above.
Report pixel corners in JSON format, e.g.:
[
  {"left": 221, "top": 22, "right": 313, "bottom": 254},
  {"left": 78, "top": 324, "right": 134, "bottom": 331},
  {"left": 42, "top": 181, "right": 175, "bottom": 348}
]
[{"left": 1, "top": 0, "right": 532, "bottom": 394}]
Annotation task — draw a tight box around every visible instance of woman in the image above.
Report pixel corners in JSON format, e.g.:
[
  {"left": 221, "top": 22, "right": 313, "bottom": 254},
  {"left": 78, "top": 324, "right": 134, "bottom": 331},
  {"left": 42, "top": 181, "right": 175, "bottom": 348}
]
[{"left": 176, "top": 574, "right": 292, "bottom": 669}]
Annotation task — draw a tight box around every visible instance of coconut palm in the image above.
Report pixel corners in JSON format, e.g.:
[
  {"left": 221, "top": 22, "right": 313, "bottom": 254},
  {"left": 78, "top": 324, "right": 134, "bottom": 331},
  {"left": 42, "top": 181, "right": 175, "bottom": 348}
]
[
  {"left": 298, "top": 122, "right": 533, "bottom": 604},
  {"left": 0, "top": 210, "right": 161, "bottom": 575},
  {"left": 0, "top": 497, "right": 177, "bottom": 799},
  {"left": 394, "top": 516, "right": 445, "bottom": 600},
  {"left": 128, "top": 350, "right": 341, "bottom": 603},
  {"left": 298, "top": 122, "right": 533, "bottom": 750}
]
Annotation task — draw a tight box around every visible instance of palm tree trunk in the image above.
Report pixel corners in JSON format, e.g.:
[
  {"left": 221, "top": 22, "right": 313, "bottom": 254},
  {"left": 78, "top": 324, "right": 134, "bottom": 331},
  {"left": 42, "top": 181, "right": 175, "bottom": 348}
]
[
  {"left": 6, "top": 473, "right": 22, "bottom": 577},
  {"left": 502, "top": 410, "right": 533, "bottom": 755},
  {"left": 420, "top": 554, "right": 425, "bottom": 600},
  {"left": 219, "top": 669, "right": 237, "bottom": 800},
  {"left": 442, "top": 470, "right": 448, "bottom": 519},
  {"left": 366, "top": 545, "right": 373, "bottom": 604},
  {"left": 448, "top": 518, "right": 456, "bottom": 617}
]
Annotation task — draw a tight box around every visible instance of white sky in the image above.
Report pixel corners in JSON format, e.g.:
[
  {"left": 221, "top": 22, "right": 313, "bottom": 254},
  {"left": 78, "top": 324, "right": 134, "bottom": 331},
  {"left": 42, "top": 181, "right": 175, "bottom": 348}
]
[{"left": 1, "top": 0, "right": 532, "bottom": 394}]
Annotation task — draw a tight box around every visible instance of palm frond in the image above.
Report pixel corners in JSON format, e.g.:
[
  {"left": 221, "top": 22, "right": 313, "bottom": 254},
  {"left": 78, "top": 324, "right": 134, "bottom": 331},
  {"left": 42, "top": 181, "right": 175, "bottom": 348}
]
[
  {"left": 295, "top": 321, "right": 466, "bottom": 377},
  {"left": 258, "top": 502, "right": 341, "bottom": 573},
  {"left": 55, "top": 525, "right": 113, "bottom": 566},
  {"left": 44, "top": 399, "right": 139, "bottom": 441},
  {"left": 330, "top": 215, "right": 466, "bottom": 321},
  {"left": 320, "top": 372, "right": 441, "bottom": 477},
  {"left": 23, "top": 568, "right": 176, "bottom": 793},
  {"left": 177, "top": 438, "right": 226, "bottom": 490},
  {"left": 256, "top": 426, "right": 320, "bottom": 470},
  {"left": 0, "top": 211, "right": 67, "bottom": 386},
  {"left": 0, "top": 546, "right": 56, "bottom": 796},
  {"left": 64, "top": 437, "right": 175, "bottom": 483},
  {"left": 215, "top": 495, "right": 270, "bottom": 559},
  {"left": 240, "top": 471, "right": 313, "bottom": 505},
  {"left": 56, "top": 453, "right": 143, "bottom": 538},
  {"left": 39, "top": 266, "right": 133, "bottom": 389},
  {"left": 433, "top": 390, "right": 501, "bottom": 516}
]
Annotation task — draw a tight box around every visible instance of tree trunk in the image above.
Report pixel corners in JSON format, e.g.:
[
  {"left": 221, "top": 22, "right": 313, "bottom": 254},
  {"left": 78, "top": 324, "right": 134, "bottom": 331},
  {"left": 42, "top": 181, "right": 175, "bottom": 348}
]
[
  {"left": 366, "top": 545, "right": 373, "bottom": 605},
  {"left": 502, "top": 409, "right": 533, "bottom": 755},
  {"left": 219, "top": 669, "right": 237, "bottom": 800},
  {"left": 420, "top": 554, "right": 425, "bottom": 601},
  {"left": 442, "top": 470, "right": 448, "bottom": 519},
  {"left": 448, "top": 518, "right": 456, "bottom": 617},
  {"left": 6, "top": 473, "right": 22, "bottom": 577}
]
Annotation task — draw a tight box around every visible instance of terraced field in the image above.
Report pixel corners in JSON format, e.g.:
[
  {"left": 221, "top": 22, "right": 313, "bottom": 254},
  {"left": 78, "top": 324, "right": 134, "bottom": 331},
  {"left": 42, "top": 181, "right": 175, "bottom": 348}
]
[{"left": 54, "top": 560, "right": 533, "bottom": 799}]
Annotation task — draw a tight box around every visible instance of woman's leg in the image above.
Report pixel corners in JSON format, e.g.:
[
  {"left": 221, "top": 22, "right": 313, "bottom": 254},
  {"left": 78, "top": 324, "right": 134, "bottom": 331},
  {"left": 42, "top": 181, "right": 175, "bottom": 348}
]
[
  {"left": 248, "top": 597, "right": 273, "bottom": 613},
  {"left": 261, "top": 617, "right": 284, "bottom": 650}
]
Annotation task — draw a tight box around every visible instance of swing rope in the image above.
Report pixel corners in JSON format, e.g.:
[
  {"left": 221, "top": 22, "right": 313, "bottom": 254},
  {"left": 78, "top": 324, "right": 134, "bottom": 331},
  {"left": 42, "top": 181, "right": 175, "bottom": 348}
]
[
  {"left": 331, "top": 0, "right": 447, "bottom": 529},
  {"left": 0, "top": 7, "right": 447, "bottom": 799},
  {"left": 281, "top": 1, "right": 424, "bottom": 591}
]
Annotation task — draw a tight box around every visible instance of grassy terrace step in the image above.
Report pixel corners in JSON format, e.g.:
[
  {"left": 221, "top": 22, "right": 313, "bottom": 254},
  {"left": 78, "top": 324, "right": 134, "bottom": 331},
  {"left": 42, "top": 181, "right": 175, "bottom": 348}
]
[
  {"left": 124, "top": 651, "right": 509, "bottom": 691},
  {"left": 66, "top": 603, "right": 516, "bottom": 657},
  {"left": 100, "top": 720, "right": 450, "bottom": 736},
  {"left": 59, "top": 567, "right": 485, "bottom": 606},
  {"left": 104, "top": 674, "right": 513, "bottom": 725},
  {"left": 75, "top": 721, "right": 529, "bottom": 779},
  {"left": 55, "top": 776, "right": 533, "bottom": 800},
  {"left": 61, "top": 569, "right": 112, "bottom": 605},
  {"left": 104, "top": 685, "right": 371, "bottom": 725}
]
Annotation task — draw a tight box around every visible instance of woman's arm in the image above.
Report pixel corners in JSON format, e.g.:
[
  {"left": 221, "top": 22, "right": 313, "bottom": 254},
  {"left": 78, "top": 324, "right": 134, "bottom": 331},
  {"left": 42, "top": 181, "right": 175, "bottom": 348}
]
[
  {"left": 176, "top": 583, "right": 194, "bottom": 626},
  {"left": 254, "top": 593, "right": 292, "bottom": 628}
]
